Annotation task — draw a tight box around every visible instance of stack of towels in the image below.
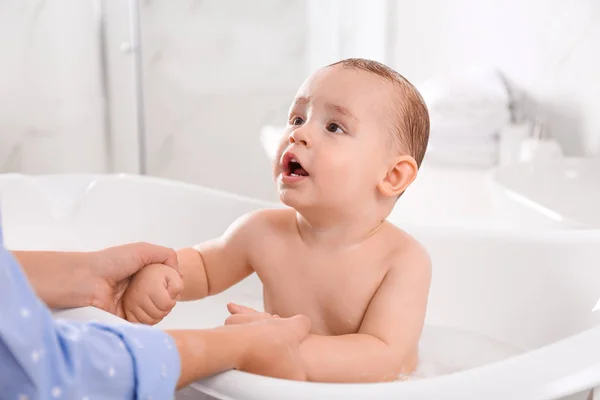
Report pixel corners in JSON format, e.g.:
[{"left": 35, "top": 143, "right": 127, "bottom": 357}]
[{"left": 418, "top": 67, "right": 512, "bottom": 167}]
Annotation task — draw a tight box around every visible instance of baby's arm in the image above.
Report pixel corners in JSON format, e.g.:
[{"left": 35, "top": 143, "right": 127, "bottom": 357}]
[
  {"left": 176, "top": 210, "right": 265, "bottom": 301},
  {"left": 299, "top": 242, "right": 431, "bottom": 383}
]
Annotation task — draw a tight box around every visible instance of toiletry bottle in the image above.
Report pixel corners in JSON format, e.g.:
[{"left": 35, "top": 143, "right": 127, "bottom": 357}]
[
  {"left": 519, "top": 119, "right": 563, "bottom": 162},
  {"left": 499, "top": 120, "right": 532, "bottom": 165}
]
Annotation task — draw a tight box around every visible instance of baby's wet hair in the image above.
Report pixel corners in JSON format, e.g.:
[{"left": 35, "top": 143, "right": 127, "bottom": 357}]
[{"left": 327, "top": 58, "right": 430, "bottom": 167}]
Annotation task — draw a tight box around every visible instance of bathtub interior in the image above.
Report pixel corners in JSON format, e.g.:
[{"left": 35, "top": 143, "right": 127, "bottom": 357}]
[
  {"left": 3, "top": 173, "right": 600, "bottom": 396},
  {"left": 0, "top": 173, "right": 275, "bottom": 251}
]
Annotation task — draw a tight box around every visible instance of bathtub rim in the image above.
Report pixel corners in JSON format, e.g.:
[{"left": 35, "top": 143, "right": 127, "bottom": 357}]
[
  {"left": 1, "top": 172, "right": 599, "bottom": 245},
  {"left": 190, "top": 322, "right": 600, "bottom": 400},
  {"left": 8, "top": 171, "right": 592, "bottom": 398},
  {"left": 52, "top": 304, "right": 600, "bottom": 400}
]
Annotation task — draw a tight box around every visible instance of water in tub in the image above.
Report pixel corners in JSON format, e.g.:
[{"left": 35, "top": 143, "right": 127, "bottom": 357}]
[
  {"left": 173, "top": 322, "right": 524, "bottom": 399},
  {"left": 169, "top": 297, "right": 523, "bottom": 390},
  {"left": 163, "top": 289, "right": 523, "bottom": 390},
  {"left": 410, "top": 325, "right": 524, "bottom": 380}
]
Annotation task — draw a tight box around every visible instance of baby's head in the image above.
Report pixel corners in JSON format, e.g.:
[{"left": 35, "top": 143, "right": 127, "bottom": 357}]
[{"left": 274, "top": 58, "right": 429, "bottom": 217}]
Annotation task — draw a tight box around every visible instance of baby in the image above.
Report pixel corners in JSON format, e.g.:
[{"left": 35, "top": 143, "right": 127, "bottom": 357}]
[{"left": 123, "top": 58, "right": 432, "bottom": 383}]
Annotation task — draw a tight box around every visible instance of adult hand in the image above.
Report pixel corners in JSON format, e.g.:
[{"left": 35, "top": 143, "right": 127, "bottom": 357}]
[
  {"left": 89, "top": 242, "right": 179, "bottom": 318},
  {"left": 225, "top": 302, "right": 279, "bottom": 325},
  {"left": 170, "top": 311, "right": 311, "bottom": 388},
  {"left": 235, "top": 314, "right": 310, "bottom": 381},
  {"left": 224, "top": 302, "right": 313, "bottom": 380}
]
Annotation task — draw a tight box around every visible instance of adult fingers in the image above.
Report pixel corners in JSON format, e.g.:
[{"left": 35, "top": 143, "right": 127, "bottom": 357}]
[
  {"left": 225, "top": 313, "right": 272, "bottom": 325},
  {"left": 135, "top": 242, "right": 180, "bottom": 274},
  {"left": 227, "top": 302, "right": 259, "bottom": 315}
]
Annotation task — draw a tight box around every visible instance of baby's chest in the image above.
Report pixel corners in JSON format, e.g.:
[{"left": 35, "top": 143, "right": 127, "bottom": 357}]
[{"left": 257, "top": 254, "right": 388, "bottom": 335}]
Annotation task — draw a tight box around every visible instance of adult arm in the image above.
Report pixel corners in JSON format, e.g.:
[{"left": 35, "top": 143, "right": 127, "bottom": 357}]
[
  {"left": 168, "top": 313, "right": 310, "bottom": 388},
  {"left": 12, "top": 250, "right": 97, "bottom": 309},
  {"left": 1, "top": 240, "right": 309, "bottom": 398},
  {"left": 12, "top": 242, "right": 179, "bottom": 314},
  {"left": 0, "top": 242, "right": 180, "bottom": 398}
]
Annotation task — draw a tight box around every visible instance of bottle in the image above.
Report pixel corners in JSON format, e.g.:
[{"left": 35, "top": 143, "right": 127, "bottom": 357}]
[
  {"left": 518, "top": 119, "right": 563, "bottom": 162},
  {"left": 499, "top": 120, "right": 532, "bottom": 165}
]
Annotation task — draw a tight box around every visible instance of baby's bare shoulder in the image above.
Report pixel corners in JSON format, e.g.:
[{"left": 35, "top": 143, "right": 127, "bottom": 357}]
[
  {"left": 381, "top": 222, "right": 431, "bottom": 274},
  {"left": 233, "top": 207, "right": 296, "bottom": 236}
]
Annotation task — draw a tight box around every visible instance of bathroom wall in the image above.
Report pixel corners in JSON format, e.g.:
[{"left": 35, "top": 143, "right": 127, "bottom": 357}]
[
  {"left": 1, "top": 0, "right": 598, "bottom": 203},
  {"left": 132, "top": 0, "right": 392, "bottom": 201},
  {"left": 389, "top": 0, "right": 600, "bottom": 157},
  {"left": 134, "top": 0, "right": 308, "bottom": 201},
  {"left": 0, "top": 0, "right": 109, "bottom": 174},
  {"left": 135, "top": 0, "right": 600, "bottom": 202},
  {"left": 0, "top": 0, "right": 309, "bottom": 202}
]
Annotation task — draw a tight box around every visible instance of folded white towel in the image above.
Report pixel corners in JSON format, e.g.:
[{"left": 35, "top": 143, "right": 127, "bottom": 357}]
[
  {"left": 419, "top": 66, "right": 510, "bottom": 110},
  {"left": 430, "top": 107, "right": 510, "bottom": 129},
  {"left": 418, "top": 66, "right": 511, "bottom": 166}
]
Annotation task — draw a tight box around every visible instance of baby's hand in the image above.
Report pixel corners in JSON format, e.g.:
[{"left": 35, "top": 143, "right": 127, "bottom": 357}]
[{"left": 122, "top": 263, "right": 183, "bottom": 325}]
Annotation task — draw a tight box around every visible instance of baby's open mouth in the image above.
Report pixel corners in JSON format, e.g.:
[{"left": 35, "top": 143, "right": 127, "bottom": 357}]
[{"left": 285, "top": 156, "right": 309, "bottom": 177}]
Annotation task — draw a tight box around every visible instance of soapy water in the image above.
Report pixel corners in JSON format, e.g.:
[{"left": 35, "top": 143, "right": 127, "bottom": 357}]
[
  {"left": 224, "top": 293, "right": 525, "bottom": 380},
  {"left": 173, "top": 323, "right": 527, "bottom": 400},
  {"left": 404, "top": 325, "right": 525, "bottom": 380},
  {"left": 162, "top": 296, "right": 524, "bottom": 384}
]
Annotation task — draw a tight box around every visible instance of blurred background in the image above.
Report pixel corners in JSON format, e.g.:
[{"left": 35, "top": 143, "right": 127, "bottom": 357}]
[{"left": 0, "top": 0, "right": 598, "bottom": 204}]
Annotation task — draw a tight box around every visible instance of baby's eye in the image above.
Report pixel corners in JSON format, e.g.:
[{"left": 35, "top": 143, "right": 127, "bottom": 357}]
[
  {"left": 326, "top": 123, "right": 344, "bottom": 134},
  {"left": 291, "top": 116, "right": 304, "bottom": 126}
]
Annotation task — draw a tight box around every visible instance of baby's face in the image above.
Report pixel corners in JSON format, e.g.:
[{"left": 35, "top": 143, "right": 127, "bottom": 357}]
[{"left": 273, "top": 66, "right": 398, "bottom": 211}]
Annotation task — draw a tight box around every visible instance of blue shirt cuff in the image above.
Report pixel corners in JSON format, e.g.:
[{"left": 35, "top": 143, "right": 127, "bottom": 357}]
[{"left": 91, "top": 322, "right": 181, "bottom": 400}]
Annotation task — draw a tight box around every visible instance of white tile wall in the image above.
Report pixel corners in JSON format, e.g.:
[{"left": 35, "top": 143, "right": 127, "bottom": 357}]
[
  {"left": 0, "top": 0, "right": 109, "bottom": 174},
  {"left": 138, "top": 0, "right": 307, "bottom": 200}
]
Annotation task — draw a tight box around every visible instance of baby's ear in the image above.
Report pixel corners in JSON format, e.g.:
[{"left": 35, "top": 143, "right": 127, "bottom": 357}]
[{"left": 377, "top": 155, "right": 418, "bottom": 197}]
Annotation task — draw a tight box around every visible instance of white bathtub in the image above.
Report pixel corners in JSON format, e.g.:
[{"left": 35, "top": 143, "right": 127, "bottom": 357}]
[{"left": 2, "top": 173, "right": 600, "bottom": 400}]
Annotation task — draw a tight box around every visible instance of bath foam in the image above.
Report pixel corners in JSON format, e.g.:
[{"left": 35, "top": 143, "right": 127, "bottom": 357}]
[
  {"left": 213, "top": 300, "right": 524, "bottom": 382},
  {"left": 218, "top": 304, "right": 524, "bottom": 382},
  {"left": 409, "top": 325, "right": 525, "bottom": 380}
]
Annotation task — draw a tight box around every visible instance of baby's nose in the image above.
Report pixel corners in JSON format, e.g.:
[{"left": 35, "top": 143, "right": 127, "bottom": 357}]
[{"left": 289, "top": 127, "right": 310, "bottom": 146}]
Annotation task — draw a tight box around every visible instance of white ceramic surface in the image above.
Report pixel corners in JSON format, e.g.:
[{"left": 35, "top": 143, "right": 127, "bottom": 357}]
[
  {"left": 488, "top": 157, "right": 600, "bottom": 229},
  {"left": 2, "top": 173, "right": 600, "bottom": 399}
]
